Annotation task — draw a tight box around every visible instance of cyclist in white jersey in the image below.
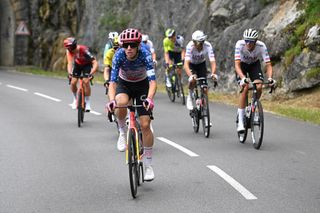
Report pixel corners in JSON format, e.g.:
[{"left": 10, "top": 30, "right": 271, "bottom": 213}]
[
  {"left": 184, "top": 30, "right": 218, "bottom": 110},
  {"left": 142, "top": 34, "right": 157, "bottom": 66},
  {"left": 235, "top": 28, "right": 276, "bottom": 132}
]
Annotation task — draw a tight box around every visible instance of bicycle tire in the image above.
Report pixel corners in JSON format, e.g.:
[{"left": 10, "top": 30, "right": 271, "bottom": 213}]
[
  {"left": 77, "top": 91, "right": 82, "bottom": 127},
  {"left": 237, "top": 113, "right": 248, "bottom": 143},
  {"left": 165, "top": 75, "right": 175, "bottom": 102},
  {"left": 128, "top": 129, "right": 138, "bottom": 198},
  {"left": 177, "top": 77, "right": 185, "bottom": 105},
  {"left": 201, "top": 94, "right": 210, "bottom": 138},
  {"left": 251, "top": 100, "right": 264, "bottom": 149},
  {"left": 191, "top": 109, "right": 200, "bottom": 133}
]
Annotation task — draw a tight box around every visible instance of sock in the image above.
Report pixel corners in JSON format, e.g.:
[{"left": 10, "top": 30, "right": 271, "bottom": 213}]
[
  {"left": 73, "top": 92, "right": 77, "bottom": 101},
  {"left": 143, "top": 147, "right": 153, "bottom": 166},
  {"left": 188, "top": 89, "right": 193, "bottom": 97},
  {"left": 238, "top": 108, "right": 245, "bottom": 125},
  {"left": 85, "top": 96, "right": 90, "bottom": 103},
  {"left": 118, "top": 119, "right": 127, "bottom": 134}
]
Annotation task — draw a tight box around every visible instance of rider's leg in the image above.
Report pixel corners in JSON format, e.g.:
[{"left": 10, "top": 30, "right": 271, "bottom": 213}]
[
  {"left": 115, "top": 93, "right": 129, "bottom": 151},
  {"left": 238, "top": 85, "right": 248, "bottom": 131},
  {"left": 83, "top": 78, "right": 91, "bottom": 111}
]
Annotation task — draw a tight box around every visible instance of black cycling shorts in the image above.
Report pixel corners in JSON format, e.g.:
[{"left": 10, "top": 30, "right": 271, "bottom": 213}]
[
  {"left": 168, "top": 51, "right": 182, "bottom": 64},
  {"left": 236, "top": 60, "right": 264, "bottom": 84},
  {"left": 116, "top": 78, "right": 150, "bottom": 116},
  {"left": 190, "top": 61, "right": 208, "bottom": 86},
  {"left": 72, "top": 63, "right": 92, "bottom": 78}
]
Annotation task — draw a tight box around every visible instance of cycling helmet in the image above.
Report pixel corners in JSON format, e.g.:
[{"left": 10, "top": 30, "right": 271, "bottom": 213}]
[
  {"left": 113, "top": 36, "right": 119, "bottom": 47},
  {"left": 119, "top": 28, "right": 142, "bottom": 44},
  {"left": 142, "top": 34, "right": 149, "bottom": 42},
  {"left": 165, "top": 28, "right": 175, "bottom": 37},
  {"left": 192, "top": 30, "right": 207, "bottom": 42},
  {"left": 243, "top": 28, "right": 258, "bottom": 41},
  {"left": 108, "top": 31, "right": 118, "bottom": 39},
  {"left": 63, "top": 37, "right": 77, "bottom": 49},
  {"left": 176, "top": 35, "right": 184, "bottom": 46}
]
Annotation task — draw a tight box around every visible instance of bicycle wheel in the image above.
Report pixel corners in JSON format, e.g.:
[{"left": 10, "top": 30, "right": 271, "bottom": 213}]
[
  {"left": 191, "top": 109, "right": 200, "bottom": 133},
  {"left": 165, "top": 75, "right": 175, "bottom": 102},
  {"left": 77, "top": 91, "right": 83, "bottom": 127},
  {"left": 177, "top": 77, "right": 185, "bottom": 105},
  {"left": 201, "top": 94, "right": 210, "bottom": 138},
  {"left": 251, "top": 100, "right": 264, "bottom": 149},
  {"left": 236, "top": 113, "right": 248, "bottom": 143},
  {"left": 128, "top": 129, "right": 138, "bottom": 198}
]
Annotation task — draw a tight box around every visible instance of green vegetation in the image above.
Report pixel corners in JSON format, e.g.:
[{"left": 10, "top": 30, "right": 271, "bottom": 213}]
[
  {"left": 275, "top": 106, "right": 320, "bottom": 125},
  {"left": 99, "top": 13, "right": 131, "bottom": 33},
  {"left": 284, "top": 0, "right": 320, "bottom": 67},
  {"left": 306, "top": 67, "right": 320, "bottom": 80}
]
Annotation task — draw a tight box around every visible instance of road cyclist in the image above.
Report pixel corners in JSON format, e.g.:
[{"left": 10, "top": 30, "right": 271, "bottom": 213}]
[
  {"left": 106, "top": 28, "right": 157, "bottom": 181},
  {"left": 64, "top": 37, "right": 98, "bottom": 112}
]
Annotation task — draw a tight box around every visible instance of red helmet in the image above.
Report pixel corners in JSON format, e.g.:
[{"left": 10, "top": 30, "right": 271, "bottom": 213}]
[
  {"left": 119, "top": 28, "right": 142, "bottom": 44},
  {"left": 63, "top": 37, "right": 77, "bottom": 49}
]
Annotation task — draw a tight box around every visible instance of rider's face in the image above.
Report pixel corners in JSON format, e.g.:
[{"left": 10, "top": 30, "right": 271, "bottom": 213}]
[
  {"left": 245, "top": 40, "right": 256, "bottom": 51},
  {"left": 123, "top": 43, "right": 139, "bottom": 59}
]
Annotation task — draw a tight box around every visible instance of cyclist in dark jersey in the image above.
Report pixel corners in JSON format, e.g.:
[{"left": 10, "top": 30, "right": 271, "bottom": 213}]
[
  {"left": 106, "top": 28, "right": 156, "bottom": 181},
  {"left": 64, "top": 37, "right": 98, "bottom": 112}
]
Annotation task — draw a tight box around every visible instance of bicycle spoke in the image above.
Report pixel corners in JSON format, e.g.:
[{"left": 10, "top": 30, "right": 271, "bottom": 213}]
[{"left": 251, "top": 101, "right": 264, "bottom": 149}]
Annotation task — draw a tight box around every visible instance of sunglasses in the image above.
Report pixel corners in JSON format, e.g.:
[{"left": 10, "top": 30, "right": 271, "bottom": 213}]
[
  {"left": 245, "top": 40, "right": 256, "bottom": 44},
  {"left": 122, "top": 43, "right": 139, "bottom": 48}
]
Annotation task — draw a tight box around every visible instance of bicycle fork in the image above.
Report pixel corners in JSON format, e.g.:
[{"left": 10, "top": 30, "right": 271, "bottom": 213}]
[{"left": 125, "top": 112, "right": 142, "bottom": 165}]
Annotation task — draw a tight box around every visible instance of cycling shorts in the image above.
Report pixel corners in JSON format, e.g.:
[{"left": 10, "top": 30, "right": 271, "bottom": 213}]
[
  {"left": 168, "top": 51, "right": 182, "bottom": 64},
  {"left": 190, "top": 61, "right": 208, "bottom": 86},
  {"left": 236, "top": 60, "right": 264, "bottom": 84},
  {"left": 72, "top": 63, "right": 92, "bottom": 78},
  {"left": 116, "top": 77, "right": 150, "bottom": 116}
]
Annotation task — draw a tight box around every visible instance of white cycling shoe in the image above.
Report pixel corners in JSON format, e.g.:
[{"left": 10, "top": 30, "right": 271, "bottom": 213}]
[
  {"left": 85, "top": 102, "right": 91, "bottom": 112},
  {"left": 71, "top": 100, "right": 77, "bottom": 110},
  {"left": 186, "top": 95, "right": 193, "bottom": 110},
  {"left": 117, "top": 132, "right": 126, "bottom": 152},
  {"left": 237, "top": 123, "right": 245, "bottom": 133},
  {"left": 166, "top": 78, "right": 172, "bottom": 88},
  {"left": 144, "top": 165, "right": 155, "bottom": 181}
]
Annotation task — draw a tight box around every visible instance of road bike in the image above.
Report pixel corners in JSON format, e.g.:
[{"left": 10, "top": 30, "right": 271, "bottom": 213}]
[
  {"left": 69, "top": 74, "right": 93, "bottom": 127},
  {"left": 236, "top": 81, "right": 274, "bottom": 149},
  {"left": 108, "top": 98, "right": 153, "bottom": 198},
  {"left": 165, "top": 63, "right": 185, "bottom": 105},
  {"left": 189, "top": 76, "right": 217, "bottom": 138}
]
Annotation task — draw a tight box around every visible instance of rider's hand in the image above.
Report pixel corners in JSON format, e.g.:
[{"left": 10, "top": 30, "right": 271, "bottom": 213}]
[
  {"left": 103, "top": 80, "right": 110, "bottom": 88},
  {"left": 68, "top": 73, "right": 73, "bottom": 79},
  {"left": 143, "top": 97, "right": 154, "bottom": 111},
  {"left": 106, "top": 100, "right": 116, "bottom": 112},
  {"left": 188, "top": 74, "right": 197, "bottom": 82},
  {"left": 211, "top": 73, "right": 218, "bottom": 80},
  {"left": 268, "top": 77, "right": 276, "bottom": 86},
  {"left": 88, "top": 74, "right": 94, "bottom": 80},
  {"left": 240, "top": 78, "right": 249, "bottom": 86},
  {"left": 153, "top": 60, "right": 157, "bottom": 67}
]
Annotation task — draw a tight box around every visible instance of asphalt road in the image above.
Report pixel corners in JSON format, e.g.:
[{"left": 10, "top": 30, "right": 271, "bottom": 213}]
[{"left": 1, "top": 69, "right": 319, "bottom": 213}]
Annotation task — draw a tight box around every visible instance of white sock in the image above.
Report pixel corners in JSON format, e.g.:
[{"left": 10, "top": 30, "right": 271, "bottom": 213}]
[
  {"left": 143, "top": 147, "right": 153, "bottom": 166},
  {"left": 118, "top": 119, "right": 127, "bottom": 134},
  {"left": 85, "top": 96, "right": 90, "bottom": 103},
  {"left": 73, "top": 93, "right": 77, "bottom": 101},
  {"left": 238, "top": 108, "right": 245, "bottom": 125}
]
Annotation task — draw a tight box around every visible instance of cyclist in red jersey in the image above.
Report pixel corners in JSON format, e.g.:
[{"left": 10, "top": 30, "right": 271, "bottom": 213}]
[{"left": 64, "top": 37, "right": 98, "bottom": 111}]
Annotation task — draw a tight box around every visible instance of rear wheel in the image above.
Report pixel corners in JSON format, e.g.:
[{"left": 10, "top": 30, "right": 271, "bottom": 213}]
[
  {"left": 128, "top": 129, "right": 138, "bottom": 198},
  {"left": 177, "top": 77, "right": 185, "bottom": 105},
  {"left": 166, "top": 75, "right": 175, "bottom": 102},
  {"left": 251, "top": 100, "right": 264, "bottom": 149},
  {"left": 201, "top": 94, "right": 210, "bottom": 138}
]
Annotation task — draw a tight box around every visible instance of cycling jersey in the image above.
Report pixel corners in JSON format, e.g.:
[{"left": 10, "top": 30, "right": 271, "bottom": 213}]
[
  {"left": 234, "top": 40, "right": 270, "bottom": 64},
  {"left": 67, "top": 45, "right": 95, "bottom": 65},
  {"left": 110, "top": 46, "right": 156, "bottom": 83},
  {"left": 143, "top": 40, "right": 155, "bottom": 54},
  {"left": 185, "top": 41, "right": 215, "bottom": 64},
  {"left": 104, "top": 48, "right": 116, "bottom": 67},
  {"left": 163, "top": 35, "right": 184, "bottom": 53},
  {"left": 141, "top": 42, "right": 151, "bottom": 53},
  {"left": 103, "top": 40, "right": 113, "bottom": 62}
]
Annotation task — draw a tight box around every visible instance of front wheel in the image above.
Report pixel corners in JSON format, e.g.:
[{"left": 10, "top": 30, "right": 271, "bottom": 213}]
[
  {"left": 201, "top": 94, "right": 210, "bottom": 138},
  {"left": 77, "top": 91, "right": 83, "bottom": 127},
  {"left": 128, "top": 129, "right": 138, "bottom": 198},
  {"left": 251, "top": 100, "right": 264, "bottom": 149},
  {"left": 191, "top": 109, "right": 200, "bottom": 133}
]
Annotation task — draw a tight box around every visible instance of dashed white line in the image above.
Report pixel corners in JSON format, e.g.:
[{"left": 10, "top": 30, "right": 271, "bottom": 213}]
[
  {"left": 34, "top": 92, "right": 61, "bottom": 102},
  {"left": 157, "top": 137, "right": 199, "bottom": 157},
  {"left": 6, "top": 84, "right": 28, "bottom": 92},
  {"left": 207, "top": 165, "right": 257, "bottom": 200},
  {"left": 90, "top": 110, "right": 102, "bottom": 115}
]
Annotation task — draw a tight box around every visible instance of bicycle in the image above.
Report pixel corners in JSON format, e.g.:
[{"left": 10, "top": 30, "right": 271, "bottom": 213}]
[
  {"left": 189, "top": 76, "right": 217, "bottom": 138},
  {"left": 69, "top": 74, "right": 93, "bottom": 127},
  {"left": 236, "top": 80, "right": 274, "bottom": 149},
  {"left": 165, "top": 63, "right": 185, "bottom": 105},
  {"left": 108, "top": 98, "right": 153, "bottom": 198}
]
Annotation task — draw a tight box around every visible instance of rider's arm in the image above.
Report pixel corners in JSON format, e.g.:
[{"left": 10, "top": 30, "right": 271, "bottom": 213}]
[
  {"left": 235, "top": 60, "right": 245, "bottom": 79},
  {"left": 147, "top": 80, "right": 157, "bottom": 100},
  {"left": 210, "top": 60, "right": 217, "bottom": 76},
  {"left": 184, "top": 60, "right": 192, "bottom": 77},
  {"left": 90, "top": 59, "right": 98, "bottom": 75},
  {"left": 66, "top": 51, "right": 73, "bottom": 74},
  {"left": 181, "top": 48, "right": 186, "bottom": 62},
  {"left": 108, "top": 82, "right": 117, "bottom": 101},
  {"left": 265, "top": 62, "right": 273, "bottom": 79},
  {"left": 163, "top": 38, "right": 172, "bottom": 64}
]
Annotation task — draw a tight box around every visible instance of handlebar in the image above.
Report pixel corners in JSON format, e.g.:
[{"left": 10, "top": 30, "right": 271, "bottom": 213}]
[{"left": 239, "top": 81, "right": 275, "bottom": 94}]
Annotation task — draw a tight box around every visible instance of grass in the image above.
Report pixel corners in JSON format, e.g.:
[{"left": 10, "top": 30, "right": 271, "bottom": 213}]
[{"left": 14, "top": 66, "right": 320, "bottom": 125}]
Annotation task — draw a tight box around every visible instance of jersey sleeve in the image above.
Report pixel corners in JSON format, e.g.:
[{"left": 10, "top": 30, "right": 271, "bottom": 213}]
[
  {"left": 110, "top": 49, "right": 123, "bottom": 82},
  {"left": 234, "top": 40, "right": 242, "bottom": 61},
  {"left": 163, "top": 38, "right": 170, "bottom": 53},
  {"left": 104, "top": 49, "right": 114, "bottom": 66},
  {"left": 261, "top": 42, "right": 271, "bottom": 63},
  {"left": 206, "top": 42, "right": 216, "bottom": 62},
  {"left": 143, "top": 49, "right": 156, "bottom": 81},
  {"left": 184, "top": 41, "right": 192, "bottom": 61},
  {"left": 84, "top": 48, "right": 95, "bottom": 62}
]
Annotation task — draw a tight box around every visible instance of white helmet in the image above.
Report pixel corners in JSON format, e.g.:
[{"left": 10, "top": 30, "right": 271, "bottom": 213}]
[
  {"left": 243, "top": 28, "right": 258, "bottom": 41},
  {"left": 142, "top": 34, "right": 149, "bottom": 42},
  {"left": 176, "top": 35, "right": 184, "bottom": 46},
  {"left": 108, "top": 31, "right": 118, "bottom": 39},
  {"left": 192, "top": 30, "right": 207, "bottom": 42}
]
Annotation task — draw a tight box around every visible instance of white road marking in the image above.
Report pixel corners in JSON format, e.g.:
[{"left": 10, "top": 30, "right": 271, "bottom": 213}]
[
  {"left": 34, "top": 92, "right": 61, "bottom": 102},
  {"left": 157, "top": 137, "right": 199, "bottom": 157},
  {"left": 6, "top": 84, "right": 28, "bottom": 92},
  {"left": 90, "top": 110, "right": 102, "bottom": 115},
  {"left": 207, "top": 165, "right": 257, "bottom": 200}
]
